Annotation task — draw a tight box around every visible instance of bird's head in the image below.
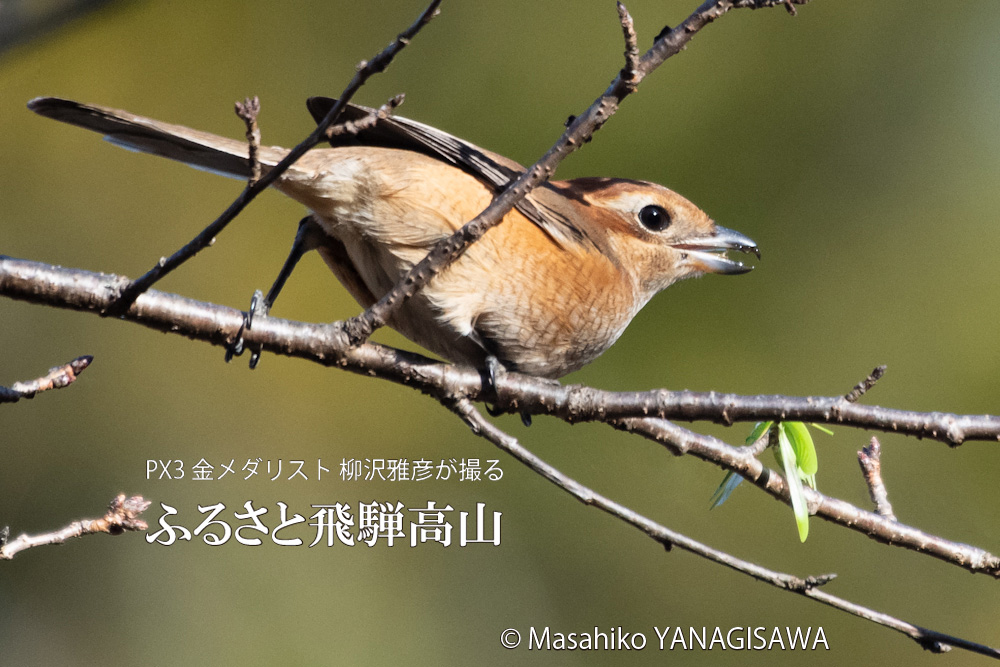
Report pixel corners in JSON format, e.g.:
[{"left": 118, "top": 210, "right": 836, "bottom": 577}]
[{"left": 558, "top": 177, "right": 759, "bottom": 295}]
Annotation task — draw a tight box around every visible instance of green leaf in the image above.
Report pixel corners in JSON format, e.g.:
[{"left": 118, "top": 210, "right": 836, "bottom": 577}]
[
  {"left": 711, "top": 422, "right": 771, "bottom": 508},
  {"left": 710, "top": 471, "right": 744, "bottom": 509},
  {"left": 809, "top": 423, "right": 834, "bottom": 436},
  {"left": 746, "top": 421, "right": 773, "bottom": 445},
  {"left": 783, "top": 421, "right": 818, "bottom": 476},
  {"left": 778, "top": 427, "right": 810, "bottom": 542},
  {"left": 803, "top": 473, "right": 817, "bottom": 490}
]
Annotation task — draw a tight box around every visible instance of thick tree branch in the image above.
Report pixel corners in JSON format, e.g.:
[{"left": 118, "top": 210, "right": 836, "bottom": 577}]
[
  {"left": 3, "top": 255, "right": 998, "bottom": 578},
  {"left": 8, "top": 257, "right": 998, "bottom": 443},
  {"left": 447, "top": 397, "right": 999, "bottom": 659},
  {"left": 616, "top": 418, "right": 1000, "bottom": 577},
  {"left": 2, "top": 258, "right": 995, "bottom": 655},
  {"left": 533, "top": 386, "right": 998, "bottom": 446}
]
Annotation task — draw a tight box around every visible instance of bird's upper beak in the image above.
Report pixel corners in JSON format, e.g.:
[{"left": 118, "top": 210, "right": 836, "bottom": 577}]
[{"left": 672, "top": 225, "right": 760, "bottom": 275}]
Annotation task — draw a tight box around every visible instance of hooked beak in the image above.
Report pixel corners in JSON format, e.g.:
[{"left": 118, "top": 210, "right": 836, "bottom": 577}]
[{"left": 673, "top": 225, "right": 760, "bottom": 275}]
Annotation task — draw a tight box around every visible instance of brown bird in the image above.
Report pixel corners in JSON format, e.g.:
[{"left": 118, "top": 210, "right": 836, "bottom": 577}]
[{"left": 28, "top": 96, "right": 758, "bottom": 379}]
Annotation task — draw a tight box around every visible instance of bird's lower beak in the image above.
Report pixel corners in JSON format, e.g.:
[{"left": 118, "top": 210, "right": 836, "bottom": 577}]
[{"left": 673, "top": 225, "right": 760, "bottom": 275}]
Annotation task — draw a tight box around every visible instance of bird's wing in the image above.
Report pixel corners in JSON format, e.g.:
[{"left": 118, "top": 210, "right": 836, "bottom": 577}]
[{"left": 307, "top": 97, "right": 590, "bottom": 250}]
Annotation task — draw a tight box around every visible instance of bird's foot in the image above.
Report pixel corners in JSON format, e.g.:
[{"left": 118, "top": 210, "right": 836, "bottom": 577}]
[
  {"left": 225, "top": 290, "right": 268, "bottom": 368},
  {"left": 482, "top": 356, "right": 532, "bottom": 427}
]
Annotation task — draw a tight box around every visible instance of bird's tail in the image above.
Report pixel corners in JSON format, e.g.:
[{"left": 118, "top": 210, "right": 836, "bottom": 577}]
[{"left": 27, "top": 97, "right": 290, "bottom": 180}]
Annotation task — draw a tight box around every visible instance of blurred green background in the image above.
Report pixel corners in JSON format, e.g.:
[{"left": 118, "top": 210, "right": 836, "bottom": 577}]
[{"left": 2, "top": 1, "right": 999, "bottom": 664}]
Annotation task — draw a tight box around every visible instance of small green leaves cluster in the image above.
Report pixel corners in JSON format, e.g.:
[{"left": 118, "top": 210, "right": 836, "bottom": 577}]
[{"left": 711, "top": 421, "right": 831, "bottom": 542}]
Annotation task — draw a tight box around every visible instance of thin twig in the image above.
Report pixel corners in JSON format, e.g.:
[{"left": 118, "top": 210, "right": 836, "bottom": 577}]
[
  {"left": 617, "top": 3, "right": 640, "bottom": 93},
  {"left": 446, "top": 397, "right": 998, "bottom": 660},
  {"left": 326, "top": 94, "right": 405, "bottom": 137},
  {"left": 0, "top": 495, "right": 151, "bottom": 560},
  {"left": 734, "top": 0, "right": 810, "bottom": 9},
  {"left": 859, "top": 437, "right": 896, "bottom": 520},
  {"left": 234, "top": 96, "right": 262, "bottom": 186},
  {"left": 103, "top": 0, "right": 442, "bottom": 317},
  {"left": 844, "top": 365, "right": 887, "bottom": 403},
  {"left": 341, "top": 0, "right": 800, "bottom": 345},
  {"left": 0, "top": 355, "right": 93, "bottom": 404}
]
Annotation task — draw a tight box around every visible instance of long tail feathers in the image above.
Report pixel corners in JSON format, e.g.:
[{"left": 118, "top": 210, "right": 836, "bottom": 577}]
[{"left": 27, "top": 97, "right": 288, "bottom": 180}]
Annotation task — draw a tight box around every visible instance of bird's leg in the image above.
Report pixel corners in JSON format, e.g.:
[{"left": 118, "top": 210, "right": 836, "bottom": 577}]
[
  {"left": 226, "top": 216, "right": 326, "bottom": 367},
  {"left": 477, "top": 347, "right": 532, "bottom": 427},
  {"left": 482, "top": 355, "right": 504, "bottom": 415}
]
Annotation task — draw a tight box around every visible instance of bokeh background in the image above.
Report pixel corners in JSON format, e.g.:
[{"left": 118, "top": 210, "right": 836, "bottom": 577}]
[{"left": 2, "top": 1, "right": 999, "bottom": 664}]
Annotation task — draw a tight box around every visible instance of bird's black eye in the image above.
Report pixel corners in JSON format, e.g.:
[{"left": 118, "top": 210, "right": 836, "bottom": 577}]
[{"left": 638, "top": 204, "right": 671, "bottom": 232}]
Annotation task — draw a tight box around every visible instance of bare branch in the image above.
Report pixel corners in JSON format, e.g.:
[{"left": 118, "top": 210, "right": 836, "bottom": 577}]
[
  {"left": 504, "top": 384, "right": 997, "bottom": 446},
  {"left": 804, "top": 585, "right": 999, "bottom": 658},
  {"left": 446, "top": 397, "right": 998, "bottom": 659},
  {"left": 745, "top": 425, "right": 771, "bottom": 456},
  {"left": 0, "top": 355, "right": 93, "bottom": 404},
  {"left": 844, "top": 365, "right": 887, "bottom": 403},
  {"left": 0, "top": 256, "right": 994, "bottom": 653},
  {"left": 0, "top": 495, "right": 151, "bottom": 560},
  {"left": 732, "top": 0, "right": 810, "bottom": 10},
  {"left": 616, "top": 418, "right": 1000, "bottom": 577},
  {"left": 234, "top": 96, "right": 262, "bottom": 186},
  {"left": 326, "top": 94, "right": 405, "bottom": 138},
  {"left": 10, "top": 257, "right": 998, "bottom": 443},
  {"left": 341, "top": 0, "right": 803, "bottom": 345},
  {"left": 4, "top": 256, "right": 999, "bottom": 578},
  {"left": 103, "top": 0, "right": 442, "bottom": 317},
  {"left": 616, "top": 3, "right": 640, "bottom": 93},
  {"left": 859, "top": 437, "right": 897, "bottom": 521}
]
